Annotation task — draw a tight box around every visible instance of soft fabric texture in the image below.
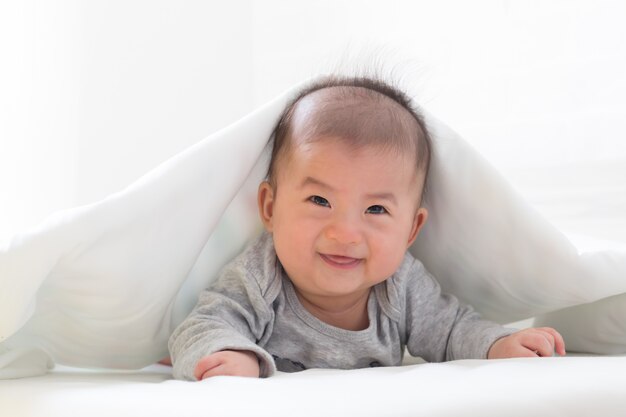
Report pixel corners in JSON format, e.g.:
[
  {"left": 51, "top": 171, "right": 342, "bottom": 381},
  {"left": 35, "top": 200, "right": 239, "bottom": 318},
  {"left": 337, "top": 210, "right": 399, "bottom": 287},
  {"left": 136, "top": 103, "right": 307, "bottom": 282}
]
[
  {"left": 1, "top": 79, "right": 625, "bottom": 379},
  {"left": 535, "top": 292, "right": 626, "bottom": 354},
  {"left": 2, "top": 357, "right": 626, "bottom": 417},
  {"left": 0, "top": 83, "right": 295, "bottom": 378},
  {"left": 409, "top": 117, "right": 626, "bottom": 322},
  {"left": 169, "top": 231, "right": 515, "bottom": 379}
]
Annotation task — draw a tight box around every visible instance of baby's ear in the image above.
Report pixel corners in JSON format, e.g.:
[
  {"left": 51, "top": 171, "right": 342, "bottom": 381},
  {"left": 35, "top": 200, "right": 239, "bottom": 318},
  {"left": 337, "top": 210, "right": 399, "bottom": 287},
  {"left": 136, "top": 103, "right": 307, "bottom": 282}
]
[
  {"left": 407, "top": 207, "right": 428, "bottom": 247},
  {"left": 257, "top": 181, "right": 275, "bottom": 231}
]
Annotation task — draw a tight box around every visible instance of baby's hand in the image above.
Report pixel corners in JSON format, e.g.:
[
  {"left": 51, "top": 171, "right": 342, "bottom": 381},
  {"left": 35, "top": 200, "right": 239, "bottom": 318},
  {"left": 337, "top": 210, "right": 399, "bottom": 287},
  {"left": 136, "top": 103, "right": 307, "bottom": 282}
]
[
  {"left": 487, "top": 327, "right": 566, "bottom": 359},
  {"left": 193, "top": 350, "right": 260, "bottom": 380}
]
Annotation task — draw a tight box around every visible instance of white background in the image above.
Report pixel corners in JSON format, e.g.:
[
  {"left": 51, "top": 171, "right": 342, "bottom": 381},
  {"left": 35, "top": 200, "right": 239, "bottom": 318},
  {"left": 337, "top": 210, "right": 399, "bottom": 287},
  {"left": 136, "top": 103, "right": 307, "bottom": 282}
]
[{"left": 1, "top": 0, "right": 625, "bottom": 244}]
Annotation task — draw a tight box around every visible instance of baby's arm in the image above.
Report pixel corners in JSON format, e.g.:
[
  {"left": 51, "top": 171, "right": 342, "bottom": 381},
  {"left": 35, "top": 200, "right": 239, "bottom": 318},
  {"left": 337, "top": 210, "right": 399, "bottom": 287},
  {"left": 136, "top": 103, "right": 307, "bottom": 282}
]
[
  {"left": 168, "top": 263, "right": 276, "bottom": 381},
  {"left": 403, "top": 259, "right": 517, "bottom": 361},
  {"left": 487, "top": 327, "right": 566, "bottom": 358}
]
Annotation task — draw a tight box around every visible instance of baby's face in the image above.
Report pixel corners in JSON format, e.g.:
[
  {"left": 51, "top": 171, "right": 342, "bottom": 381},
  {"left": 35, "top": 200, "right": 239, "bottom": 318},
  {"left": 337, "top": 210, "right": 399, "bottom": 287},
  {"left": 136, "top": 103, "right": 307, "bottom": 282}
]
[{"left": 258, "top": 138, "right": 428, "bottom": 304}]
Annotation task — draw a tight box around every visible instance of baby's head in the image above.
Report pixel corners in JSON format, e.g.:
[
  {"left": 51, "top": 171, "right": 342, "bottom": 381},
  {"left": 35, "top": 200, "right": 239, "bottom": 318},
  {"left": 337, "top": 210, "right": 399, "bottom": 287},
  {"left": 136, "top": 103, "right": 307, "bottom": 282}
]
[
  {"left": 258, "top": 75, "right": 432, "bottom": 303},
  {"left": 267, "top": 76, "right": 431, "bottom": 201}
]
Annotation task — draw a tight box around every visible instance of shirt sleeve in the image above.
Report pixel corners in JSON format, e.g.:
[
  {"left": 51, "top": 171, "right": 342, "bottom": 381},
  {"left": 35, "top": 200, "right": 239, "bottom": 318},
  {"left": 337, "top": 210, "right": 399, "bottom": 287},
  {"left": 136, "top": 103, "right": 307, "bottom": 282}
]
[
  {"left": 402, "top": 259, "right": 516, "bottom": 362},
  {"left": 168, "top": 261, "right": 277, "bottom": 380}
]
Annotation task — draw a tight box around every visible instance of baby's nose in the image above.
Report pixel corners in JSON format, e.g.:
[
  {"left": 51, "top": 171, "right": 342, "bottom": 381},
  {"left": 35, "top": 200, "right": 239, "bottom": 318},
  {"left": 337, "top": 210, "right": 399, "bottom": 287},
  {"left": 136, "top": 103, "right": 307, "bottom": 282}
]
[{"left": 324, "top": 216, "right": 363, "bottom": 245}]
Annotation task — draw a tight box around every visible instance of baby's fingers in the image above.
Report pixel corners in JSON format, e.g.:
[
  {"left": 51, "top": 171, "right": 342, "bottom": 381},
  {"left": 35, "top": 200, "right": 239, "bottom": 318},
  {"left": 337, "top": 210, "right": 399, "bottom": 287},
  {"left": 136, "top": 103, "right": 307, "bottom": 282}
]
[
  {"left": 537, "top": 327, "right": 566, "bottom": 356},
  {"left": 522, "top": 331, "right": 556, "bottom": 357},
  {"left": 194, "top": 353, "right": 223, "bottom": 380},
  {"left": 509, "top": 345, "right": 541, "bottom": 358},
  {"left": 200, "top": 363, "right": 230, "bottom": 380}
]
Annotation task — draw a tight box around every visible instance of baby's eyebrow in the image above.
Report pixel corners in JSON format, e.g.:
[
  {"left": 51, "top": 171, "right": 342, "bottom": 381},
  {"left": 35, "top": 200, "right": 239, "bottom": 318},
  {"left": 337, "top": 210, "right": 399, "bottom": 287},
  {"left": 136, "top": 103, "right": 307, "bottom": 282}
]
[
  {"left": 301, "top": 176, "right": 397, "bottom": 205},
  {"left": 300, "top": 176, "right": 333, "bottom": 190},
  {"left": 365, "top": 192, "right": 397, "bottom": 206}
]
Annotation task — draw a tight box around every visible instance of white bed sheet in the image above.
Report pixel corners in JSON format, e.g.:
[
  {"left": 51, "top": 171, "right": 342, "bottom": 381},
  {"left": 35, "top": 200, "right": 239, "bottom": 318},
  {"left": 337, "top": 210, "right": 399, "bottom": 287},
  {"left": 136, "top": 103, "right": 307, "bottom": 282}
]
[{"left": 2, "top": 355, "right": 625, "bottom": 417}]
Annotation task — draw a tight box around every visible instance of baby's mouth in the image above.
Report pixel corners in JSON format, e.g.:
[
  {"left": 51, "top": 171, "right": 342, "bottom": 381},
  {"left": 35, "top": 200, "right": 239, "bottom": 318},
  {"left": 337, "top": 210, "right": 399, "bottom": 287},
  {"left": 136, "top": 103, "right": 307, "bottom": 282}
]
[{"left": 319, "top": 253, "right": 362, "bottom": 269}]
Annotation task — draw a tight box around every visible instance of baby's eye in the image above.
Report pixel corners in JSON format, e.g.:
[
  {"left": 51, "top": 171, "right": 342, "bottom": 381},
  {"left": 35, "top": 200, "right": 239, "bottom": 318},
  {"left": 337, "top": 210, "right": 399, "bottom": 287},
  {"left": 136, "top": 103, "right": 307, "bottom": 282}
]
[
  {"left": 309, "top": 195, "right": 330, "bottom": 207},
  {"left": 366, "top": 205, "right": 388, "bottom": 215}
]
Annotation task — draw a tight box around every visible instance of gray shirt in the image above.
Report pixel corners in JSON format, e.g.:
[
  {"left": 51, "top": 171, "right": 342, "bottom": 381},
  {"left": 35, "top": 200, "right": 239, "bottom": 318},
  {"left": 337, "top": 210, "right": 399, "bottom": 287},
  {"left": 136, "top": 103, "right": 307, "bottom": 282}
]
[{"left": 169, "top": 232, "right": 515, "bottom": 379}]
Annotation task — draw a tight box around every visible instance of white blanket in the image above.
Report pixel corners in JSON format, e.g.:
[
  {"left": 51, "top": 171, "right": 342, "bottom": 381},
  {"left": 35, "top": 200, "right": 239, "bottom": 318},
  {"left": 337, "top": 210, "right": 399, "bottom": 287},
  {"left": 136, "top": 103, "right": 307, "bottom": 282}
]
[
  {"left": 1, "top": 80, "right": 625, "bottom": 379},
  {"left": 1, "top": 356, "right": 625, "bottom": 417}
]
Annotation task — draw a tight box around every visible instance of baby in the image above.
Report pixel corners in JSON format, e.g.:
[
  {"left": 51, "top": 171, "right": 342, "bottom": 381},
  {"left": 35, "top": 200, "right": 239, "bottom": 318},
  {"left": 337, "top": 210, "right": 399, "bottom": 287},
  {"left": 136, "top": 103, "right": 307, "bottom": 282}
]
[{"left": 168, "top": 75, "right": 566, "bottom": 380}]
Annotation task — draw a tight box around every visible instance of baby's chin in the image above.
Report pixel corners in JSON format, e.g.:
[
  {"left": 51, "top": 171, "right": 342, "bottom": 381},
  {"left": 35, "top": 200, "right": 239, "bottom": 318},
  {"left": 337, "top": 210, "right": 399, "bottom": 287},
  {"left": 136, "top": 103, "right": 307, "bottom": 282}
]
[{"left": 311, "top": 271, "right": 380, "bottom": 296}]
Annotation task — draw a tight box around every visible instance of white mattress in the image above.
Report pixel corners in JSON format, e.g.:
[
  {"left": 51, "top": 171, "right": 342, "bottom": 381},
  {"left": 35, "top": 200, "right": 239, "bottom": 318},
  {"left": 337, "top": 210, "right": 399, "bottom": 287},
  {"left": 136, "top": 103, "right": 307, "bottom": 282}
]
[{"left": 2, "top": 355, "right": 625, "bottom": 417}]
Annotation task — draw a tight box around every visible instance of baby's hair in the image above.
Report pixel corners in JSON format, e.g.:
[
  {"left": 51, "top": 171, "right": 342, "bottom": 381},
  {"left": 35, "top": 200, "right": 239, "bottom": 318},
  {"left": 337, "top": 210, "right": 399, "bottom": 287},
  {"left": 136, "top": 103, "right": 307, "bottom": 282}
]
[{"left": 267, "top": 75, "right": 432, "bottom": 202}]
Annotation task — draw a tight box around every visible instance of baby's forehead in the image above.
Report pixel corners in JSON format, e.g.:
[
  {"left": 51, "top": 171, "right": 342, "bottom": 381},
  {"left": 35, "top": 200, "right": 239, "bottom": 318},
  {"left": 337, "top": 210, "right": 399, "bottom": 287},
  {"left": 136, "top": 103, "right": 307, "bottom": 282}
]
[
  {"left": 286, "top": 86, "right": 422, "bottom": 166},
  {"left": 281, "top": 137, "right": 425, "bottom": 205},
  {"left": 290, "top": 86, "right": 416, "bottom": 139}
]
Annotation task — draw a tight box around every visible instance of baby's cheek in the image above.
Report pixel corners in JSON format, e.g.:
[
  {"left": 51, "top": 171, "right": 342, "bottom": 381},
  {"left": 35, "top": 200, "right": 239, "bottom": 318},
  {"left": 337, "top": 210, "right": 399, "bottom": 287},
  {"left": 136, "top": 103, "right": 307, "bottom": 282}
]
[{"left": 373, "top": 241, "right": 405, "bottom": 277}]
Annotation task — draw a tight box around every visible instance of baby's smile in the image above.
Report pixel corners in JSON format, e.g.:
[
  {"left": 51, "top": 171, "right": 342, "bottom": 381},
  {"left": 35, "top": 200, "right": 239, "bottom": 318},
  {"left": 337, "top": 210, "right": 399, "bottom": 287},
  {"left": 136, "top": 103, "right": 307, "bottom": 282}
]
[{"left": 319, "top": 253, "right": 363, "bottom": 269}]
